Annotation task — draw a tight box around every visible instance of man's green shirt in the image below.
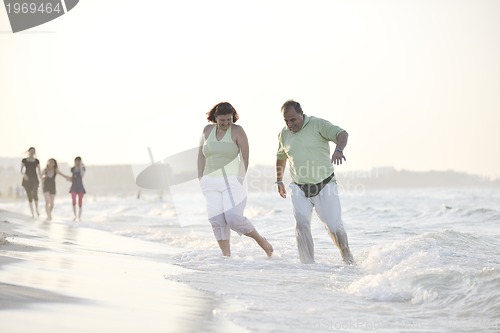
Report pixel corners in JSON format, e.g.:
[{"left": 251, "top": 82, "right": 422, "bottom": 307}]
[{"left": 277, "top": 115, "right": 345, "bottom": 184}]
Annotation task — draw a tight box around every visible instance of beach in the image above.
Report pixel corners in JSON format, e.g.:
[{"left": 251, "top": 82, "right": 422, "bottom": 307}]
[
  {"left": 0, "top": 208, "right": 245, "bottom": 333},
  {"left": 1, "top": 187, "right": 499, "bottom": 332}
]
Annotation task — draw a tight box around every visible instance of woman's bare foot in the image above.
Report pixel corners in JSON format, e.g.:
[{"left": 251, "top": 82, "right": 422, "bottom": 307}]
[
  {"left": 244, "top": 229, "right": 273, "bottom": 258},
  {"left": 217, "top": 240, "right": 231, "bottom": 257},
  {"left": 257, "top": 237, "right": 273, "bottom": 258}
]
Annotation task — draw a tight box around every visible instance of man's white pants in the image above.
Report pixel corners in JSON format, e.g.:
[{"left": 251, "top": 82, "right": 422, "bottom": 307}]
[{"left": 290, "top": 182, "right": 350, "bottom": 263}]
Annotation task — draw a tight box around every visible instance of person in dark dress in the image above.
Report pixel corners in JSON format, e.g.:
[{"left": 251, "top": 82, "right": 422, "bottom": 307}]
[
  {"left": 70, "top": 156, "right": 86, "bottom": 221},
  {"left": 21, "top": 147, "right": 42, "bottom": 218},
  {"left": 42, "top": 158, "right": 71, "bottom": 221}
]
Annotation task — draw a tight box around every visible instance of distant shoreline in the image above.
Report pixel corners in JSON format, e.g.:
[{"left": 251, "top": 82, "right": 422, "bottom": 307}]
[{"left": 1, "top": 158, "right": 499, "bottom": 198}]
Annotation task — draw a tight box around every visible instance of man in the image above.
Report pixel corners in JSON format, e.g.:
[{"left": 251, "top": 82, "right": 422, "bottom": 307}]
[{"left": 276, "top": 100, "right": 354, "bottom": 264}]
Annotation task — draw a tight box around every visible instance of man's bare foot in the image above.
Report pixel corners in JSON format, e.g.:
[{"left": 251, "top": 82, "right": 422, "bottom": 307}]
[{"left": 341, "top": 248, "right": 355, "bottom": 265}]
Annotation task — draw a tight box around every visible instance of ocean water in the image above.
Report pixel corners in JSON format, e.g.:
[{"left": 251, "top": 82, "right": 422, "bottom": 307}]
[{"left": 2, "top": 187, "right": 499, "bottom": 332}]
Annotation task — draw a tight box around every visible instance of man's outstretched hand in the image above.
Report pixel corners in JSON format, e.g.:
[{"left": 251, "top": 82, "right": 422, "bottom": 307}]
[{"left": 331, "top": 151, "right": 346, "bottom": 165}]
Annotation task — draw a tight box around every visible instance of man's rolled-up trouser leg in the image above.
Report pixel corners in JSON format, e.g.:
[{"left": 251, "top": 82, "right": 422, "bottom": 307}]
[
  {"left": 290, "top": 184, "right": 315, "bottom": 263},
  {"left": 312, "top": 183, "right": 350, "bottom": 251}
]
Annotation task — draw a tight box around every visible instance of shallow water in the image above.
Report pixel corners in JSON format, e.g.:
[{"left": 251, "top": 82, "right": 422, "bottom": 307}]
[{"left": 2, "top": 187, "right": 499, "bottom": 332}]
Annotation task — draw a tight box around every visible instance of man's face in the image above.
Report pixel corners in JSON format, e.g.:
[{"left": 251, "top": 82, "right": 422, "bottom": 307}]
[{"left": 283, "top": 108, "right": 304, "bottom": 133}]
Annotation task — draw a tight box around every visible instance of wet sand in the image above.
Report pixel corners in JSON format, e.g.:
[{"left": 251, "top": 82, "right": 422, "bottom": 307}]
[{"left": 0, "top": 209, "right": 245, "bottom": 333}]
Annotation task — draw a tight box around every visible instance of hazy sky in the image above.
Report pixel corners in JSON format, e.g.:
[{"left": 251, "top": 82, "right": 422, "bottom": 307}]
[{"left": 1, "top": 0, "right": 499, "bottom": 178}]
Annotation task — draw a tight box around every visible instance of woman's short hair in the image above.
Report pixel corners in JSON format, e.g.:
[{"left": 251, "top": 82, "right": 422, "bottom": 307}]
[{"left": 206, "top": 102, "right": 239, "bottom": 123}]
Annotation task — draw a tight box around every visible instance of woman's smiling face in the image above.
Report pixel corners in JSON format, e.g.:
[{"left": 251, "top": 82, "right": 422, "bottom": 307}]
[{"left": 215, "top": 114, "right": 233, "bottom": 130}]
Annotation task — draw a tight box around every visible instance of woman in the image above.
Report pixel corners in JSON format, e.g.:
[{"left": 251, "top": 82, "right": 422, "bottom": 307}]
[
  {"left": 21, "top": 147, "right": 41, "bottom": 218},
  {"left": 42, "top": 158, "right": 71, "bottom": 221},
  {"left": 198, "top": 102, "right": 273, "bottom": 257},
  {"left": 70, "top": 156, "right": 86, "bottom": 221}
]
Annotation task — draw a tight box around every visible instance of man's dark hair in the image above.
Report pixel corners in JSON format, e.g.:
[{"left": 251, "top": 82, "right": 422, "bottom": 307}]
[{"left": 281, "top": 100, "right": 303, "bottom": 114}]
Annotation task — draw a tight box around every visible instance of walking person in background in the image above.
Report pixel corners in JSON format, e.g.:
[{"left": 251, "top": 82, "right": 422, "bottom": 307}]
[
  {"left": 42, "top": 158, "right": 71, "bottom": 221},
  {"left": 21, "top": 147, "right": 42, "bottom": 218},
  {"left": 198, "top": 102, "right": 273, "bottom": 258},
  {"left": 70, "top": 156, "right": 86, "bottom": 221},
  {"left": 276, "top": 100, "right": 354, "bottom": 265}
]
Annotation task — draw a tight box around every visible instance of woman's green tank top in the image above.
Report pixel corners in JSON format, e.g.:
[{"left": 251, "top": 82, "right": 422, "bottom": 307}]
[{"left": 202, "top": 125, "right": 240, "bottom": 177}]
